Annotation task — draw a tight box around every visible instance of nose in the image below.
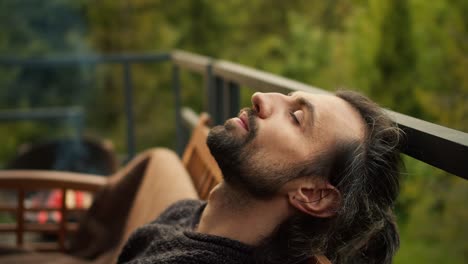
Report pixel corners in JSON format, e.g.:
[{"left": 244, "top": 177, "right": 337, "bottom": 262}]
[{"left": 251, "top": 92, "right": 285, "bottom": 119}]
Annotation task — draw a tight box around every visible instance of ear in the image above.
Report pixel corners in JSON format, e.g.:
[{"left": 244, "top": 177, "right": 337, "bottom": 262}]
[{"left": 288, "top": 182, "right": 341, "bottom": 218}]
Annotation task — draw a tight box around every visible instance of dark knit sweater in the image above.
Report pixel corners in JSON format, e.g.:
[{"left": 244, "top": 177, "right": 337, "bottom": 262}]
[{"left": 117, "top": 199, "right": 254, "bottom": 264}]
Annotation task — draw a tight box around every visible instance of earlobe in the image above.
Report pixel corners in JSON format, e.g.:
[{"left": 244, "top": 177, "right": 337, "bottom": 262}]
[{"left": 288, "top": 184, "right": 341, "bottom": 218}]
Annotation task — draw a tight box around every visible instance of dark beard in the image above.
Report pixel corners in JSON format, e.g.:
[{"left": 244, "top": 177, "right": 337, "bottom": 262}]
[
  {"left": 206, "top": 108, "right": 310, "bottom": 199},
  {"left": 206, "top": 108, "right": 260, "bottom": 195}
]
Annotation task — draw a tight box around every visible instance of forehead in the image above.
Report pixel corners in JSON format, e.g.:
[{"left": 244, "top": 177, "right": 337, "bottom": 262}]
[{"left": 293, "top": 91, "right": 365, "bottom": 142}]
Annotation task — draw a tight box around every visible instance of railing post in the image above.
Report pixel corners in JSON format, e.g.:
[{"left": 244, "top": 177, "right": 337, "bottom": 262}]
[
  {"left": 223, "top": 81, "right": 240, "bottom": 120},
  {"left": 214, "top": 77, "right": 225, "bottom": 125},
  {"left": 73, "top": 111, "right": 84, "bottom": 140},
  {"left": 123, "top": 62, "right": 136, "bottom": 160},
  {"left": 206, "top": 64, "right": 213, "bottom": 122},
  {"left": 172, "top": 64, "right": 184, "bottom": 156},
  {"left": 206, "top": 68, "right": 239, "bottom": 124}
]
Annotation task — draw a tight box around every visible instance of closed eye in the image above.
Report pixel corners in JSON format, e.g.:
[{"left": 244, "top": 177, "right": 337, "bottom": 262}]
[{"left": 290, "top": 111, "right": 300, "bottom": 125}]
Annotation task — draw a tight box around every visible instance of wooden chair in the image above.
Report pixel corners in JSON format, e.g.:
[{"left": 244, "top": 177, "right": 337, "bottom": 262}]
[
  {"left": 0, "top": 112, "right": 331, "bottom": 264},
  {"left": 182, "top": 112, "right": 222, "bottom": 199}
]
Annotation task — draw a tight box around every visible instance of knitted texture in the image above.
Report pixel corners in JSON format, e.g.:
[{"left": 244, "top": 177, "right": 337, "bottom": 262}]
[{"left": 117, "top": 199, "right": 253, "bottom": 264}]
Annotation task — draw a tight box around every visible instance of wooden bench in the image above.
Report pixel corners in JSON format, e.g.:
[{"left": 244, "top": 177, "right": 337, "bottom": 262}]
[{"left": 0, "top": 112, "right": 330, "bottom": 264}]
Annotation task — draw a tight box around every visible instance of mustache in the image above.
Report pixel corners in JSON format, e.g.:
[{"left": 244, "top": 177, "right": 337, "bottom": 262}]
[
  {"left": 239, "top": 107, "right": 258, "bottom": 142},
  {"left": 239, "top": 107, "right": 257, "bottom": 125}
]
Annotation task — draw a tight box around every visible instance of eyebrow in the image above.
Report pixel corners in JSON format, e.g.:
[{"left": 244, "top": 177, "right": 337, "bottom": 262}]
[{"left": 288, "top": 92, "right": 315, "bottom": 129}]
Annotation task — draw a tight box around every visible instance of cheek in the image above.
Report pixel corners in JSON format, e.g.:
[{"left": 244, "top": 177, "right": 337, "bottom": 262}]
[{"left": 251, "top": 123, "right": 310, "bottom": 162}]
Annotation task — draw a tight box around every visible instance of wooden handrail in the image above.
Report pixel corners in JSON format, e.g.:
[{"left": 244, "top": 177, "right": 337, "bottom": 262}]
[
  {"left": 172, "top": 50, "right": 211, "bottom": 74},
  {"left": 0, "top": 170, "right": 108, "bottom": 191}
]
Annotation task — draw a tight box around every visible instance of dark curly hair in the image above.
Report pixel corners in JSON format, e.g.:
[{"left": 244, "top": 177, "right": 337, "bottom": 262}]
[
  {"left": 253, "top": 90, "right": 403, "bottom": 264},
  {"left": 328, "top": 90, "right": 403, "bottom": 263}
]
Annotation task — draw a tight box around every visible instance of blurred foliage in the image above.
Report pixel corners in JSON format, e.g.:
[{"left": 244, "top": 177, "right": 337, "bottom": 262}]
[{"left": 0, "top": 0, "right": 467, "bottom": 263}]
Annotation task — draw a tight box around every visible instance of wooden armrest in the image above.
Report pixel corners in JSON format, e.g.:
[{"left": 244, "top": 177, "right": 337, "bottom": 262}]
[
  {"left": 0, "top": 170, "right": 108, "bottom": 192},
  {"left": 0, "top": 170, "right": 108, "bottom": 251},
  {"left": 182, "top": 113, "right": 223, "bottom": 199}
]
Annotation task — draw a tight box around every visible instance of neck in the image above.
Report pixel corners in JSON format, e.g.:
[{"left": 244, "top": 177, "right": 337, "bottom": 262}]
[{"left": 196, "top": 182, "right": 292, "bottom": 246}]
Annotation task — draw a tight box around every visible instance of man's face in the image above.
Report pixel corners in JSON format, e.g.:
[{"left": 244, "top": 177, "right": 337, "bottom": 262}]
[{"left": 207, "top": 91, "right": 364, "bottom": 198}]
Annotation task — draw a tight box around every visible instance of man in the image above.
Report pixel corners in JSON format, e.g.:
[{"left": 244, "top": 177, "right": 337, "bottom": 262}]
[{"left": 118, "top": 90, "right": 402, "bottom": 264}]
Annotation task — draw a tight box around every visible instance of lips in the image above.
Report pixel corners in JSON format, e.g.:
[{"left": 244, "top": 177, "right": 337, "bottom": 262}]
[{"left": 238, "top": 111, "right": 249, "bottom": 131}]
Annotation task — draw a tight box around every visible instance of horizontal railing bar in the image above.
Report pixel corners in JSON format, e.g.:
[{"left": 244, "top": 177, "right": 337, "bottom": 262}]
[
  {"left": 386, "top": 110, "right": 468, "bottom": 178},
  {"left": 171, "top": 50, "right": 211, "bottom": 74},
  {"left": 0, "top": 107, "right": 83, "bottom": 122},
  {"left": 0, "top": 53, "right": 170, "bottom": 67},
  {"left": 386, "top": 110, "right": 468, "bottom": 150},
  {"left": 0, "top": 206, "right": 17, "bottom": 212},
  {"left": 213, "top": 60, "right": 329, "bottom": 95}
]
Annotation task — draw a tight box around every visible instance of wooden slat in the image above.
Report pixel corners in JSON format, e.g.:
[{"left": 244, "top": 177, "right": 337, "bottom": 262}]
[
  {"left": 59, "top": 188, "right": 66, "bottom": 250},
  {"left": 208, "top": 176, "right": 218, "bottom": 194},
  {"left": 198, "top": 174, "right": 209, "bottom": 198},
  {"left": 0, "top": 170, "right": 108, "bottom": 191},
  {"left": 16, "top": 189, "right": 24, "bottom": 246},
  {"left": 200, "top": 176, "right": 214, "bottom": 200},
  {"left": 181, "top": 113, "right": 223, "bottom": 201},
  {"left": 0, "top": 222, "right": 79, "bottom": 233},
  {"left": 0, "top": 206, "right": 17, "bottom": 213},
  {"left": 187, "top": 151, "right": 208, "bottom": 189},
  {"left": 0, "top": 223, "right": 16, "bottom": 232}
]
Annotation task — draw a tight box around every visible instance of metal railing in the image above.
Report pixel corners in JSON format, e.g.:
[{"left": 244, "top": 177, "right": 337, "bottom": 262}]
[
  {"left": 0, "top": 53, "right": 171, "bottom": 159},
  {"left": 1, "top": 50, "right": 467, "bottom": 179}
]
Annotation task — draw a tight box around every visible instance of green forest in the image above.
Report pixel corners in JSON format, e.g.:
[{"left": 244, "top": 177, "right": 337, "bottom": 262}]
[{"left": 0, "top": 1, "right": 467, "bottom": 263}]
